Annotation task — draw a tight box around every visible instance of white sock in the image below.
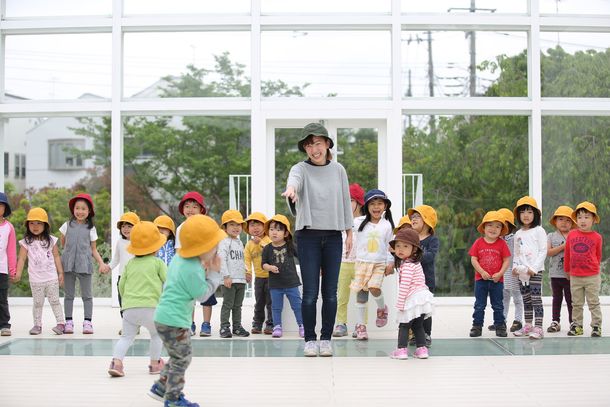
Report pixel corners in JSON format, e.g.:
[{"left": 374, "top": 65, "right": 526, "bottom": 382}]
[
  {"left": 374, "top": 293, "right": 385, "bottom": 310},
  {"left": 356, "top": 303, "right": 367, "bottom": 325}
]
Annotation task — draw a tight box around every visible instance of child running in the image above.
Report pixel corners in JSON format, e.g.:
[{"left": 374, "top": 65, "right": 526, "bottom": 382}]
[
  {"left": 389, "top": 228, "right": 434, "bottom": 360},
  {"left": 262, "top": 215, "right": 304, "bottom": 338},
  {"left": 14, "top": 208, "right": 65, "bottom": 335},
  {"left": 154, "top": 215, "right": 176, "bottom": 266}
]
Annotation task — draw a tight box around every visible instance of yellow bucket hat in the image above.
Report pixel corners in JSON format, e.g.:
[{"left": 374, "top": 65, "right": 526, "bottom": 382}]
[
  {"left": 550, "top": 206, "right": 576, "bottom": 228},
  {"left": 178, "top": 214, "right": 227, "bottom": 258},
  {"left": 117, "top": 211, "right": 140, "bottom": 229},
  {"left": 221, "top": 209, "right": 246, "bottom": 228},
  {"left": 408, "top": 205, "right": 438, "bottom": 232},
  {"left": 393, "top": 215, "right": 412, "bottom": 234},
  {"left": 244, "top": 212, "right": 268, "bottom": 235},
  {"left": 513, "top": 196, "right": 541, "bottom": 218},
  {"left": 264, "top": 214, "right": 292, "bottom": 238},
  {"left": 572, "top": 201, "right": 600, "bottom": 224},
  {"left": 477, "top": 211, "right": 509, "bottom": 236},
  {"left": 127, "top": 221, "right": 167, "bottom": 256},
  {"left": 153, "top": 215, "right": 176, "bottom": 235},
  {"left": 26, "top": 207, "right": 49, "bottom": 224},
  {"left": 497, "top": 208, "right": 515, "bottom": 228}
]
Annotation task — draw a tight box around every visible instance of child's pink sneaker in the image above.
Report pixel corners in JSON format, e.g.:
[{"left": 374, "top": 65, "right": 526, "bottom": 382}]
[
  {"left": 513, "top": 323, "right": 533, "bottom": 337},
  {"left": 272, "top": 325, "right": 282, "bottom": 338},
  {"left": 376, "top": 305, "right": 389, "bottom": 327},
  {"left": 298, "top": 324, "right": 305, "bottom": 338},
  {"left": 355, "top": 324, "right": 368, "bottom": 340},
  {"left": 83, "top": 320, "right": 94, "bottom": 334},
  {"left": 414, "top": 346, "right": 429, "bottom": 359},
  {"left": 390, "top": 348, "right": 408, "bottom": 360},
  {"left": 52, "top": 324, "right": 65, "bottom": 335},
  {"left": 149, "top": 358, "right": 165, "bottom": 375},
  {"left": 64, "top": 320, "right": 74, "bottom": 334},
  {"left": 108, "top": 359, "right": 124, "bottom": 377},
  {"left": 529, "top": 326, "right": 544, "bottom": 340}
]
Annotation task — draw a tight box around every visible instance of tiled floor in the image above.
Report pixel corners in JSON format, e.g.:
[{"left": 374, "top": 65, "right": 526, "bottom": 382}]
[{"left": 2, "top": 299, "right": 610, "bottom": 407}]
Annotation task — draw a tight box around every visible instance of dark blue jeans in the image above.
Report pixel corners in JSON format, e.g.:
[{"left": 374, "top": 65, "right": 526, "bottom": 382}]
[
  {"left": 472, "top": 279, "right": 505, "bottom": 327},
  {"left": 270, "top": 286, "right": 303, "bottom": 327},
  {"left": 296, "top": 229, "right": 343, "bottom": 342}
]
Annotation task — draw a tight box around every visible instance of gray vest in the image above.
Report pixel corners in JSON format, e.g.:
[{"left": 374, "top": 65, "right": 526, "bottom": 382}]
[{"left": 61, "top": 222, "right": 94, "bottom": 274}]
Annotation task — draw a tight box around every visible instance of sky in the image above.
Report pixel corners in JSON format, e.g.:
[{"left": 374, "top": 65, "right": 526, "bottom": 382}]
[{"left": 2, "top": 0, "right": 610, "bottom": 100}]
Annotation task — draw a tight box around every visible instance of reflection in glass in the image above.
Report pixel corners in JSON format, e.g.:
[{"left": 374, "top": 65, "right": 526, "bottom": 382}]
[
  {"left": 262, "top": 31, "right": 391, "bottom": 98},
  {"left": 402, "top": 31, "right": 527, "bottom": 97},
  {"left": 403, "top": 114, "right": 528, "bottom": 295},
  {"left": 401, "top": 0, "right": 526, "bottom": 14}
]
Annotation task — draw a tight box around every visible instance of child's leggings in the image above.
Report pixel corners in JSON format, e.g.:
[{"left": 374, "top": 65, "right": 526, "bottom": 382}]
[
  {"left": 520, "top": 273, "right": 543, "bottom": 327},
  {"left": 63, "top": 272, "right": 93, "bottom": 320},
  {"left": 31, "top": 280, "right": 65, "bottom": 327},
  {"left": 336, "top": 262, "right": 368, "bottom": 325},
  {"left": 551, "top": 277, "right": 572, "bottom": 323},
  {"left": 154, "top": 322, "right": 192, "bottom": 402},
  {"left": 113, "top": 308, "right": 162, "bottom": 361},
  {"left": 398, "top": 315, "right": 426, "bottom": 348},
  {"left": 270, "top": 286, "right": 303, "bottom": 327},
  {"left": 503, "top": 288, "right": 523, "bottom": 323}
]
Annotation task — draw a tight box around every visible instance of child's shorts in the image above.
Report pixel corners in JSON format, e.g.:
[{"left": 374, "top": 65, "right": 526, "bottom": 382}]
[
  {"left": 350, "top": 262, "right": 386, "bottom": 292},
  {"left": 200, "top": 294, "right": 217, "bottom": 306}
]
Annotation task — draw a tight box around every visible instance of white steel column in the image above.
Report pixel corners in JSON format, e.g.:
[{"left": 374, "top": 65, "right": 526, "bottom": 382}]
[
  {"left": 0, "top": 2, "right": 5, "bottom": 189},
  {"left": 387, "top": 0, "right": 403, "bottom": 214},
  {"left": 528, "top": 0, "right": 543, "bottom": 205},
  {"left": 110, "top": 0, "right": 124, "bottom": 307}
]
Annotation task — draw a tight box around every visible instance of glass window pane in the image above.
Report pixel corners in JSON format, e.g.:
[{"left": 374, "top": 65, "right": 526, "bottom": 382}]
[
  {"left": 124, "top": 0, "right": 250, "bottom": 15},
  {"left": 401, "top": 0, "right": 526, "bottom": 14},
  {"left": 337, "top": 128, "right": 378, "bottom": 189},
  {"left": 262, "top": 31, "right": 391, "bottom": 98},
  {"left": 540, "top": 0, "right": 610, "bottom": 14},
  {"left": 403, "top": 114, "right": 528, "bottom": 295},
  {"left": 402, "top": 31, "right": 528, "bottom": 97},
  {"left": 262, "top": 0, "right": 390, "bottom": 14},
  {"left": 124, "top": 32, "right": 250, "bottom": 98},
  {"left": 275, "top": 128, "right": 303, "bottom": 220},
  {"left": 5, "top": 0, "right": 111, "bottom": 17},
  {"left": 540, "top": 33, "right": 610, "bottom": 97},
  {"left": 4, "top": 34, "right": 111, "bottom": 100}
]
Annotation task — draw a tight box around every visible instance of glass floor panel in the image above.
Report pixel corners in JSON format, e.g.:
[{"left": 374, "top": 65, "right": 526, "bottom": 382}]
[{"left": 1, "top": 337, "right": 609, "bottom": 357}]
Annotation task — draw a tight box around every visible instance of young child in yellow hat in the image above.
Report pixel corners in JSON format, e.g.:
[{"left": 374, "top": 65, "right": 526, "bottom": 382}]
[{"left": 154, "top": 215, "right": 176, "bottom": 266}]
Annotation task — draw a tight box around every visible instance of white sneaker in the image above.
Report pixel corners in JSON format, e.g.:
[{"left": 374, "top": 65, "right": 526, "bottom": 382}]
[
  {"left": 319, "top": 340, "right": 333, "bottom": 357},
  {"left": 303, "top": 340, "right": 318, "bottom": 357}
]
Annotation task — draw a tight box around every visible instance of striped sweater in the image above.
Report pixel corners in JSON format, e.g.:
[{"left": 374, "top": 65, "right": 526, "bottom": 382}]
[{"left": 396, "top": 260, "right": 427, "bottom": 310}]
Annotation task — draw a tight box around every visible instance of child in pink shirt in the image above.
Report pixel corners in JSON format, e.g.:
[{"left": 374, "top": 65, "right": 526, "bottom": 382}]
[{"left": 0, "top": 192, "right": 17, "bottom": 336}]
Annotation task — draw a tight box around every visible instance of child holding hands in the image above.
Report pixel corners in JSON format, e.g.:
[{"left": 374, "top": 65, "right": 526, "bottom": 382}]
[{"left": 0, "top": 192, "right": 16, "bottom": 336}]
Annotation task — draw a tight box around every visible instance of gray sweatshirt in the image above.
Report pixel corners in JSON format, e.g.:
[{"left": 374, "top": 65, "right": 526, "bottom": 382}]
[
  {"left": 218, "top": 236, "right": 247, "bottom": 283},
  {"left": 287, "top": 160, "right": 353, "bottom": 232}
]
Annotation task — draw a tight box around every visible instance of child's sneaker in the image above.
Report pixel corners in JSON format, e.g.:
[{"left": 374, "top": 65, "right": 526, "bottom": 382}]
[
  {"left": 164, "top": 394, "right": 200, "bottom": 407},
  {"left": 390, "top": 347, "right": 408, "bottom": 360},
  {"left": 567, "top": 323, "right": 583, "bottom": 336},
  {"left": 547, "top": 321, "right": 561, "bottom": 333},
  {"left": 333, "top": 324, "right": 348, "bottom": 337},
  {"left": 232, "top": 326, "right": 250, "bottom": 337},
  {"left": 263, "top": 323, "right": 274, "bottom": 335},
  {"left": 487, "top": 324, "right": 496, "bottom": 331},
  {"left": 375, "top": 305, "right": 389, "bottom": 327},
  {"left": 148, "top": 383, "right": 165, "bottom": 401},
  {"left": 200, "top": 322, "right": 211, "bottom": 337},
  {"left": 303, "top": 340, "right": 318, "bottom": 357},
  {"left": 190, "top": 322, "right": 196, "bottom": 336},
  {"left": 83, "top": 320, "right": 94, "bottom": 334},
  {"left": 529, "top": 326, "right": 544, "bottom": 339},
  {"left": 495, "top": 324, "right": 508, "bottom": 338},
  {"left": 513, "top": 322, "right": 533, "bottom": 337},
  {"left": 51, "top": 324, "right": 65, "bottom": 335},
  {"left": 425, "top": 334, "right": 432, "bottom": 348},
  {"left": 0, "top": 327, "right": 11, "bottom": 336},
  {"left": 469, "top": 325, "right": 482, "bottom": 337},
  {"left": 510, "top": 320, "right": 522, "bottom": 332},
  {"left": 251, "top": 325, "right": 262, "bottom": 334},
  {"left": 319, "top": 340, "right": 333, "bottom": 357},
  {"left": 298, "top": 324, "right": 305, "bottom": 338},
  {"left": 107, "top": 358, "right": 125, "bottom": 377},
  {"left": 413, "top": 346, "right": 429, "bottom": 359},
  {"left": 148, "top": 358, "right": 165, "bottom": 375},
  {"left": 271, "top": 325, "right": 282, "bottom": 338},
  {"left": 29, "top": 325, "right": 42, "bottom": 335},
  {"left": 219, "top": 326, "right": 232, "bottom": 338},
  {"left": 591, "top": 326, "right": 602, "bottom": 337},
  {"left": 355, "top": 324, "right": 368, "bottom": 340},
  {"left": 64, "top": 320, "right": 74, "bottom": 334}
]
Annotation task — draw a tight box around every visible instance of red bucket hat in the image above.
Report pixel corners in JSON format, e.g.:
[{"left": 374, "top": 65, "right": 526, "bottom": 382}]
[
  {"left": 178, "top": 191, "right": 207, "bottom": 215},
  {"left": 69, "top": 193, "right": 95, "bottom": 217},
  {"left": 349, "top": 183, "right": 365, "bottom": 207}
]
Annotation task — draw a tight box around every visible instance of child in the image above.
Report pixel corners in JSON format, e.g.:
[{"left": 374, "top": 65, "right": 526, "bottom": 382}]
[
  {"left": 13, "top": 208, "right": 65, "bottom": 335},
  {"left": 511, "top": 196, "right": 547, "bottom": 339},
  {"left": 60, "top": 193, "right": 109, "bottom": 334},
  {"left": 496, "top": 207, "right": 524, "bottom": 333},
  {"left": 0, "top": 192, "right": 16, "bottom": 336},
  {"left": 333, "top": 183, "right": 365, "bottom": 338},
  {"left": 108, "top": 221, "right": 167, "bottom": 377},
  {"left": 109, "top": 211, "right": 140, "bottom": 318},
  {"left": 244, "top": 212, "right": 273, "bottom": 334},
  {"left": 565, "top": 201, "right": 603, "bottom": 337},
  {"left": 394, "top": 215, "right": 412, "bottom": 233},
  {"left": 261, "top": 214, "right": 304, "bottom": 338},
  {"left": 468, "top": 211, "right": 511, "bottom": 338},
  {"left": 154, "top": 215, "right": 176, "bottom": 266},
  {"left": 408, "top": 204, "right": 439, "bottom": 346},
  {"left": 175, "top": 191, "right": 212, "bottom": 337},
  {"left": 547, "top": 205, "right": 575, "bottom": 333},
  {"left": 350, "top": 189, "right": 395, "bottom": 340},
  {"left": 389, "top": 227, "right": 434, "bottom": 360},
  {"left": 148, "top": 214, "right": 225, "bottom": 407},
  {"left": 218, "top": 209, "right": 250, "bottom": 338}
]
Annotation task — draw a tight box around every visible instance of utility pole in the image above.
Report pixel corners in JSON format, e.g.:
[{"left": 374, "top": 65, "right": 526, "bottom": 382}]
[
  {"left": 407, "top": 69, "right": 412, "bottom": 128},
  {"left": 468, "top": 0, "right": 477, "bottom": 96},
  {"left": 426, "top": 31, "right": 436, "bottom": 133}
]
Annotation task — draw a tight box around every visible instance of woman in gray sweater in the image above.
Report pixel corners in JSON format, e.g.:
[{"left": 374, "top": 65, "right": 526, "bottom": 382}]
[{"left": 282, "top": 123, "right": 353, "bottom": 357}]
